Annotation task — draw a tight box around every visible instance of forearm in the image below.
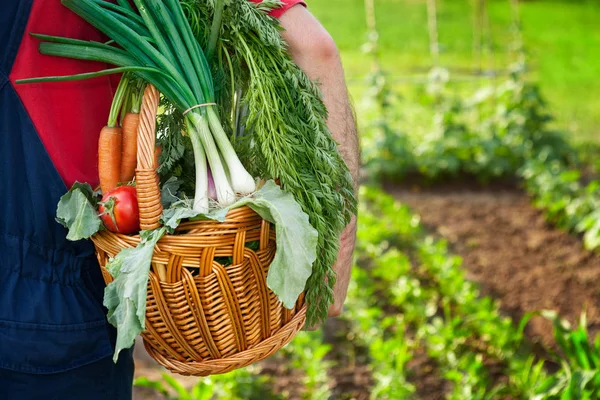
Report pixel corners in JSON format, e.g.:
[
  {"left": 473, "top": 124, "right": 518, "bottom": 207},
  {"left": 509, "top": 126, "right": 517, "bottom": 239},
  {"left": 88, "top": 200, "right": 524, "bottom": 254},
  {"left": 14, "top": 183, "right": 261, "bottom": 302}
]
[
  {"left": 279, "top": 9, "right": 360, "bottom": 189},
  {"left": 303, "top": 58, "right": 359, "bottom": 190},
  {"left": 280, "top": 6, "right": 359, "bottom": 316}
]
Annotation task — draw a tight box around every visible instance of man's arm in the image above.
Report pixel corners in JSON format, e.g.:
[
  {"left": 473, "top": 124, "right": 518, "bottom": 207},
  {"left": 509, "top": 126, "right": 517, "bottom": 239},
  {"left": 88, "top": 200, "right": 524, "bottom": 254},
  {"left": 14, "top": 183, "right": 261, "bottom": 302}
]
[{"left": 280, "top": 6, "right": 360, "bottom": 317}]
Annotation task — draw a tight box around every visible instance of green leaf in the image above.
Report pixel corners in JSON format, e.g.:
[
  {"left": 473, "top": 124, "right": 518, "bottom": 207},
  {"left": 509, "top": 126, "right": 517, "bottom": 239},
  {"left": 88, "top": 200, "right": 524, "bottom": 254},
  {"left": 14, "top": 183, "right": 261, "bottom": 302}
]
[
  {"left": 133, "top": 377, "right": 170, "bottom": 396},
  {"left": 236, "top": 181, "right": 318, "bottom": 309},
  {"left": 536, "top": 374, "right": 566, "bottom": 397},
  {"left": 161, "top": 202, "right": 200, "bottom": 232},
  {"left": 581, "top": 211, "right": 600, "bottom": 250},
  {"left": 103, "top": 227, "right": 166, "bottom": 362},
  {"left": 161, "top": 373, "right": 194, "bottom": 400},
  {"left": 566, "top": 370, "right": 597, "bottom": 399},
  {"left": 161, "top": 176, "right": 183, "bottom": 208},
  {"left": 70, "top": 181, "right": 99, "bottom": 206},
  {"left": 190, "top": 379, "right": 215, "bottom": 400},
  {"left": 56, "top": 184, "right": 102, "bottom": 241}
]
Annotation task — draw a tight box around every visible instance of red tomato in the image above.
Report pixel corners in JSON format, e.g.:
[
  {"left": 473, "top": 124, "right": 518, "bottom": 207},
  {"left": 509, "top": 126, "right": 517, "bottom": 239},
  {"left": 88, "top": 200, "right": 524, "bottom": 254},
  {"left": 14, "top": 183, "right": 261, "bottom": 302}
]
[{"left": 98, "top": 186, "right": 140, "bottom": 234}]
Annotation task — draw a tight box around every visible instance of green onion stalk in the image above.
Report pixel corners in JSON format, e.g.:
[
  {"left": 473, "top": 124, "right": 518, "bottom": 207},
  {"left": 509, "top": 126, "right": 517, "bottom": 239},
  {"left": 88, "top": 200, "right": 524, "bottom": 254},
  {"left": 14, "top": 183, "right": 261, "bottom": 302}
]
[
  {"left": 120, "top": 77, "right": 145, "bottom": 123},
  {"left": 17, "top": 0, "right": 255, "bottom": 213},
  {"left": 108, "top": 73, "right": 130, "bottom": 128}
]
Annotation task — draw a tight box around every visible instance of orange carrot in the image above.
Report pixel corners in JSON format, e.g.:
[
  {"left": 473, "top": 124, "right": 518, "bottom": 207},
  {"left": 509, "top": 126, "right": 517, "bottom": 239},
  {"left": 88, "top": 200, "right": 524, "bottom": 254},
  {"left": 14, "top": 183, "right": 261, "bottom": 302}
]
[
  {"left": 154, "top": 144, "right": 162, "bottom": 169},
  {"left": 120, "top": 112, "right": 139, "bottom": 182},
  {"left": 99, "top": 73, "right": 131, "bottom": 193},
  {"left": 98, "top": 126, "right": 123, "bottom": 194}
]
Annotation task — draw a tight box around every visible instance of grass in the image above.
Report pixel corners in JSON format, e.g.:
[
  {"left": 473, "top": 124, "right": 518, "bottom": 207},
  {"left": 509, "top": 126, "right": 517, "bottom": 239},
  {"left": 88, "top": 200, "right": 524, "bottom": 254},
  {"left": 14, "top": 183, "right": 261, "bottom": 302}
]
[{"left": 307, "top": 0, "right": 600, "bottom": 143}]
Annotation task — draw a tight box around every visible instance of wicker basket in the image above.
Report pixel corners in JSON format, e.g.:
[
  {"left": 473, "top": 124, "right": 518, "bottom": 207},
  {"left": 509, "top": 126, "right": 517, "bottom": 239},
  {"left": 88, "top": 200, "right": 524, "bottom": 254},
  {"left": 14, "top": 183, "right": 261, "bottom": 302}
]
[{"left": 92, "top": 85, "right": 306, "bottom": 376}]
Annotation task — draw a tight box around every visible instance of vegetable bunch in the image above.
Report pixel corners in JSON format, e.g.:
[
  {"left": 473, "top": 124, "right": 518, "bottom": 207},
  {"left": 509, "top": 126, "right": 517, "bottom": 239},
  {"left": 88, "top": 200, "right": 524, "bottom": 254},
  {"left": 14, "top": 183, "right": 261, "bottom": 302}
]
[{"left": 21, "top": 0, "right": 357, "bottom": 327}]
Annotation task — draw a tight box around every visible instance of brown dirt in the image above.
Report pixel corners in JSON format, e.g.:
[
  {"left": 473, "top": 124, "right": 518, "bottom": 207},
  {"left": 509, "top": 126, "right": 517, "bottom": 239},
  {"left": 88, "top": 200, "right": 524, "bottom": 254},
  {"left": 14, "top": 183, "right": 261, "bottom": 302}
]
[
  {"left": 258, "top": 353, "right": 307, "bottom": 399},
  {"left": 407, "top": 347, "right": 451, "bottom": 399},
  {"left": 385, "top": 182, "right": 600, "bottom": 346}
]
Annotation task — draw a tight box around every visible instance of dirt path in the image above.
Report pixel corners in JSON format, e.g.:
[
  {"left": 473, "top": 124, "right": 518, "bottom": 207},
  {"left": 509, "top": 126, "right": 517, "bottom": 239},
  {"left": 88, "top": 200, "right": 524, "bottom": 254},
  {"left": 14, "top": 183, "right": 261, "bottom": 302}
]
[{"left": 386, "top": 182, "right": 600, "bottom": 345}]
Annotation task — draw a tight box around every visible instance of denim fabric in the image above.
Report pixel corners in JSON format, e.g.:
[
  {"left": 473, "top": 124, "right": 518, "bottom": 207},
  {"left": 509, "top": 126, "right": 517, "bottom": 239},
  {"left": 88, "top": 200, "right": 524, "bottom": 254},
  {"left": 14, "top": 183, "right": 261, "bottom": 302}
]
[
  {"left": 0, "top": 347, "right": 134, "bottom": 400},
  {"left": 0, "top": 0, "right": 116, "bottom": 376}
]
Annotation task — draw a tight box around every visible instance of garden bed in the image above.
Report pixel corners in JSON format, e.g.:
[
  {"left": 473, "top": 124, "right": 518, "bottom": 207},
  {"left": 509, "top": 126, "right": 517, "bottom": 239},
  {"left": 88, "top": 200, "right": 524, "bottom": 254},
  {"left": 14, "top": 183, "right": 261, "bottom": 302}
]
[{"left": 386, "top": 181, "right": 600, "bottom": 347}]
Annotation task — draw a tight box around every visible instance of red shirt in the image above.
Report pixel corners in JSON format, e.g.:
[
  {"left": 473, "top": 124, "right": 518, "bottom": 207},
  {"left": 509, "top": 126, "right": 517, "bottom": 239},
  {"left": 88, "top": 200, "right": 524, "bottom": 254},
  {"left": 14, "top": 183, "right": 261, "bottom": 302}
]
[
  {"left": 250, "top": 0, "right": 306, "bottom": 18},
  {"left": 9, "top": 0, "right": 306, "bottom": 189}
]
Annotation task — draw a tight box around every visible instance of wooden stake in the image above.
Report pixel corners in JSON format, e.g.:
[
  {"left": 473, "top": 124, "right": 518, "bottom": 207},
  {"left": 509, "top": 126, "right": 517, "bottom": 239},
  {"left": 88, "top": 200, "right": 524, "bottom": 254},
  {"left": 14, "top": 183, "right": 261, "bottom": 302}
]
[{"left": 427, "top": 0, "right": 440, "bottom": 67}]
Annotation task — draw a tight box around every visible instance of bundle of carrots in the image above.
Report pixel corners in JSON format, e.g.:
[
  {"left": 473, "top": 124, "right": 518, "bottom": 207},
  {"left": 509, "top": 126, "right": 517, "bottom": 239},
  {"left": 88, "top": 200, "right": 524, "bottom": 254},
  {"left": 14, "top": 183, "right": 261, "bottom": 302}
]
[
  {"left": 99, "top": 75, "right": 162, "bottom": 196},
  {"left": 98, "top": 74, "right": 144, "bottom": 194}
]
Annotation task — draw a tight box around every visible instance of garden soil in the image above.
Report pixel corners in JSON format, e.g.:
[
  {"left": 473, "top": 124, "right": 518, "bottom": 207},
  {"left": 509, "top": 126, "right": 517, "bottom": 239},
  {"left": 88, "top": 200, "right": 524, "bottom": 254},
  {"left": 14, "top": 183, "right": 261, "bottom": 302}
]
[{"left": 386, "top": 181, "right": 600, "bottom": 346}]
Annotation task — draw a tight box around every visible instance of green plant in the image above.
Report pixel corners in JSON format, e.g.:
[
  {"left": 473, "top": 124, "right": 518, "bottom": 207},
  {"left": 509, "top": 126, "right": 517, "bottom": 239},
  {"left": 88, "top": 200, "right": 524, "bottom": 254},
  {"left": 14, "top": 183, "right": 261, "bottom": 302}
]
[
  {"left": 520, "top": 155, "right": 600, "bottom": 251},
  {"left": 344, "top": 266, "right": 417, "bottom": 399},
  {"left": 134, "top": 373, "right": 215, "bottom": 400},
  {"left": 282, "top": 330, "right": 334, "bottom": 400},
  {"left": 134, "top": 366, "right": 281, "bottom": 400},
  {"left": 357, "top": 4, "right": 579, "bottom": 185},
  {"left": 524, "top": 312, "right": 600, "bottom": 399},
  {"left": 358, "top": 186, "right": 551, "bottom": 398},
  {"left": 359, "top": 3, "right": 413, "bottom": 181}
]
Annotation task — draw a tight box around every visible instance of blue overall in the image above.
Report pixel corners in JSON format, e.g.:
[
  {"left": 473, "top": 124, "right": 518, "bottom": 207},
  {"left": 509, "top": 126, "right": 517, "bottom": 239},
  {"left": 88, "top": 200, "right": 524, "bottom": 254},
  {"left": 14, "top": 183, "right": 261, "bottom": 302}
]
[{"left": 0, "top": 1, "right": 134, "bottom": 398}]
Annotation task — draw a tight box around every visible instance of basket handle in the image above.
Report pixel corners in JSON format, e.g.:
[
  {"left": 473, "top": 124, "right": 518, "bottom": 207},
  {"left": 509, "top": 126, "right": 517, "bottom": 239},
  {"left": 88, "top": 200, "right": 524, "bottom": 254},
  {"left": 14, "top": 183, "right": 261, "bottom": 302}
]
[{"left": 136, "top": 84, "right": 163, "bottom": 230}]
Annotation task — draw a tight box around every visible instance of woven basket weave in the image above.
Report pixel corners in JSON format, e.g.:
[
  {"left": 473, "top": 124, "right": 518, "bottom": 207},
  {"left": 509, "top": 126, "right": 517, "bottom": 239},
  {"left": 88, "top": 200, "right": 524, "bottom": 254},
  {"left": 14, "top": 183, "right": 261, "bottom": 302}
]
[{"left": 92, "top": 85, "right": 306, "bottom": 376}]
